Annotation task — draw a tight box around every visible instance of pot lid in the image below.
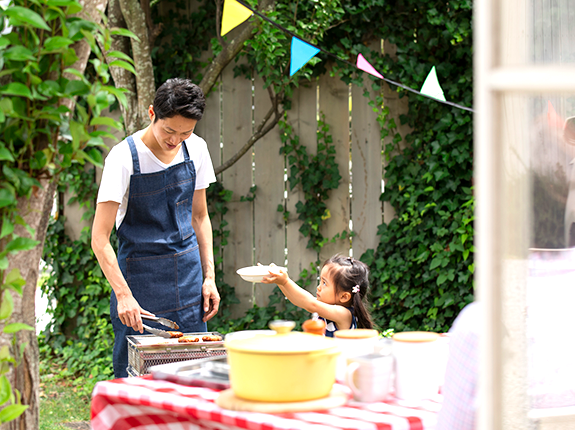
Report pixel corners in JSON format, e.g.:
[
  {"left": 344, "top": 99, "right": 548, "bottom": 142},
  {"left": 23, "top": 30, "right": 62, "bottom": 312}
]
[
  {"left": 333, "top": 329, "right": 379, "bottom": 339},
  {"left": 225, "top": 320, "right": 338, "bottom": 354}
]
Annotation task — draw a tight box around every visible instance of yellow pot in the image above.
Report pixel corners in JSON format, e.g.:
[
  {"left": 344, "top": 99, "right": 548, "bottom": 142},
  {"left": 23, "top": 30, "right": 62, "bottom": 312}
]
[{"left": 224, "top": 321, "right": 340, "bottom": 402}]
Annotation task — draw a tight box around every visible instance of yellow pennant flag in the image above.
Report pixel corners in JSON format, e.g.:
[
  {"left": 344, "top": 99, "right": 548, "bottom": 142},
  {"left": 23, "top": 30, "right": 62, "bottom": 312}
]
[{"left": 221, "top": 0, "right": 253, "bottom": 36}]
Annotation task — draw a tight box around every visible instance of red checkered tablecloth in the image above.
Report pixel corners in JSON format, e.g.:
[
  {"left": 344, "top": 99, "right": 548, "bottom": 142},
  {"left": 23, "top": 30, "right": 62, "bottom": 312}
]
[{"left": 91, "top": 376, "right": 442, "bottom": 430}]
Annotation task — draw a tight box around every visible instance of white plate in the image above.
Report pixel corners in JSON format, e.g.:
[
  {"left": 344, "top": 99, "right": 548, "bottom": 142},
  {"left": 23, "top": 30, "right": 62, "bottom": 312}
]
[{"left": 236, "top": 265, "right": 287, "bottom": 282}]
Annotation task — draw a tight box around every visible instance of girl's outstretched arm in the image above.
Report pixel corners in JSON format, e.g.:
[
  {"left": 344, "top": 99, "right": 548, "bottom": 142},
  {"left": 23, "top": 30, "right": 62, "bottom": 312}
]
[
  {"left": 262, "top": 267, "right": 352, "bottom": 328},
  {"left": 262, "top": 268, "right": 317, "bottom": 313}
]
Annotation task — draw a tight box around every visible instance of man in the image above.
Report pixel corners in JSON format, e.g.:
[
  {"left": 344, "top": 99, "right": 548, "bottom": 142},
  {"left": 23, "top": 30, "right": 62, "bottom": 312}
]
[{"left": 92, "top": 78, "right": 220, "bottom": 378}]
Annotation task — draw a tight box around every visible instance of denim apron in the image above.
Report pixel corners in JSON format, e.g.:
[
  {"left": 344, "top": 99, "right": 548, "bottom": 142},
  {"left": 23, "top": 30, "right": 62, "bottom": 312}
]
[{"left": 111, "top": 135, "right": 206, "bottom": 378}]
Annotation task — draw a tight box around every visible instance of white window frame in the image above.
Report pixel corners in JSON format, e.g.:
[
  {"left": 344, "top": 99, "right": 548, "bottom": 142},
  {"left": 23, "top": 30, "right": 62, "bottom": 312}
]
[{"left": 475, "top": 1, "right": 575, "bottom": 429}]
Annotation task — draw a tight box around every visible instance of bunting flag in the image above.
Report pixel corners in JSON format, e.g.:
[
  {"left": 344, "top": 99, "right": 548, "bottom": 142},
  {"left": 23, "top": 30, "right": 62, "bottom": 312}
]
[
  {"left": 221, "top": 0, "right": 253, "bottom": 36},
  {"left": 356, "top": 53, "right": 383, "bottom": 79},
  {"left": 216, "top": 0, "right": 474, "bottom": 111},
  {"left": 289, "top": 37, "right": 320, "bottom": 76},
  {"left": 420, "top": 66, "right": 446, "bottom": 102},
  {"left": 547, "top": 100, "right": 564, "bottom": 128}
]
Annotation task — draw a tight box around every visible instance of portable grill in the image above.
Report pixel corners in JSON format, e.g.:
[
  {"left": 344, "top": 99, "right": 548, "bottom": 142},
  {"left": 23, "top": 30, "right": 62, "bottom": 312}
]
[{"left": 126, "top": 332, "right": 227, "bottom": 376}]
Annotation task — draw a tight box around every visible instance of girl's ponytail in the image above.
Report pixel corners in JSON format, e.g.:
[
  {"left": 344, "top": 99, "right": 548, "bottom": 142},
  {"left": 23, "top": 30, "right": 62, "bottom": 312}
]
[
  {"left": 351, "top": 283, "right": 374, "bottom": 329},
  {"left": 323, "top": 254, "right": 374, "bottom": 329}
]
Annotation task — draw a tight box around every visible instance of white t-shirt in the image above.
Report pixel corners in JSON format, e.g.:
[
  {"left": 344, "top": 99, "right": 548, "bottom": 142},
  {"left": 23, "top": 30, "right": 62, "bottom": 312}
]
[{"left": 97, "top": 129, "right": 217, "bottom": 228}]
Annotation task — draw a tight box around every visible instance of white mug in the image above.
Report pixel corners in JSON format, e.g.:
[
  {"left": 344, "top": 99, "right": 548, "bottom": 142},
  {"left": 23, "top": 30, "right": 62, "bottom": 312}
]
[
  {"left": 333, "top": 329, "right": 379, "bottom": 382},
  {"left": 392, "top": 331, "right": 441, "bottom": 402},
  {"left": 345, "top": 353, "right": 394, "bottom": 403}
]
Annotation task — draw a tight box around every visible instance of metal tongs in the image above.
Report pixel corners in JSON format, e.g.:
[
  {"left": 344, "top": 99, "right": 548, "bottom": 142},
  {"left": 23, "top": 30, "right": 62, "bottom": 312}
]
[{"left": 141, "top": 314, "right": 180, "bottom": 338}]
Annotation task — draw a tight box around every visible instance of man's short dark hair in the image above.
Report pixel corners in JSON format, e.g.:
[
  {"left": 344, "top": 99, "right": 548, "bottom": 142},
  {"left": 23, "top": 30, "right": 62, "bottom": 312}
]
[{"left": 153, "top": 78, "right": 206, "bottom": 122}]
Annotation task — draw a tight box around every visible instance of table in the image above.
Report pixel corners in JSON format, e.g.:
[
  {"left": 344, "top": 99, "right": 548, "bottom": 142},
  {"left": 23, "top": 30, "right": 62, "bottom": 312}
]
[{"left": 91, "top": 376, "right": 442, "bottom": 430}]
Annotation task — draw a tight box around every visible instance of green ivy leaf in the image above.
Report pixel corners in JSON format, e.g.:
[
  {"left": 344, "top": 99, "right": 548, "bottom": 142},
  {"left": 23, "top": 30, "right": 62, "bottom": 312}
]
[
  {"left": 69, "top": 120, "right": 88, "bottom": 150},
  {"left": 78, "top": 148, "right": 103, "bottom": 167},
  {"left": 65, "top": 2, "right": 83, "bottom": 15},
  {"left": 0, "top": 404, "right": 28, "bottom": 423},
  {"left": 2, "top": 46, "right": 36, "bottom": 62},
  {"left": 437, "top": 273, "right": 448, "bottom": 286},
  {"left": 3, "top": 323, "right": 34, "bottom": 334},
  {"left": 46, "top": 0, "right": 81, "bottom": 6},
  {"left": 89, "top": 116, "right": 122, "bottom": 130},
  {"left": 110, "top": 27, "right": 140, "bottom": 41},
  {"left": 5, "top": 237, "right": 40, "bottom": 253},
  {"left": 64, "top": 80, "right": 90, "bottom": 96},
  {"left": 0, "top": 376, "right": 11, "bottom": 405},
  {"left": 106, "top": 50, "right": 134, "bottom": 64},
  {"left": 0, "top": 291, "right": 14, "bottom": 320},
  {"left": 108, "top": 60, "right": 137, "bottom": 75},
  {"left": 42, "top": 36, "right": 74, "bottom": 53},
  {"left": 0, "top": 147, "right": 14, "bottom": 162},
  {"left": 103, "top": 85, "right": 128, "bottom": 108},
  {"left": 3, "top": 6, "right": 50, "bottom": 31},
  {"left": 0, "top": 216, "right": 14, "bottom": 239},
  {"left": 0, "top": 83, "right": 32, "bottom": 99},
  {"left": 4, "top": 269, "right": 25, "bottom": 294},
  {"left": 0, "top": 188, "right": 16, "bottom": 209}
]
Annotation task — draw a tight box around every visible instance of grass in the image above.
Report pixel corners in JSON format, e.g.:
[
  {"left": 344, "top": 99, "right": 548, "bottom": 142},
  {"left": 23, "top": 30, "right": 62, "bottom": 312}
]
[{"left": 39, "top": 373, "right": 91, "bottom": 430}]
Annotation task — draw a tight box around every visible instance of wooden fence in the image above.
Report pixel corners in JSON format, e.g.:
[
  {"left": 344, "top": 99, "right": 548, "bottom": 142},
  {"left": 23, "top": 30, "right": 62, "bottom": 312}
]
[{"left": 193, "top": 57, "right": 409, "bottom": 317}]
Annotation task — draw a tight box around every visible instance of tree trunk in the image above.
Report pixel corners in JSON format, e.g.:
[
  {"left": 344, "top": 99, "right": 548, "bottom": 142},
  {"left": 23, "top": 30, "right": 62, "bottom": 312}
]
[
  {"left": 63, "top": 0, "right": 110, "bottom": 110},
  {"left": 106, "top": 0, "right": 140, "bottom": 135},
  {"left": 0, "top": 180, "right": 56, "bottom": 430},
  {"left": 118, "top": 0, "right": 156, "bottom": 127}
]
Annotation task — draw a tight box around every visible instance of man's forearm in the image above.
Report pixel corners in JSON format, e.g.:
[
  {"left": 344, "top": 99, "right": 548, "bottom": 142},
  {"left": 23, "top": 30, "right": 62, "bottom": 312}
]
[
  {"left": 194, "top": 214, "right": 215, "bottom": 280},
  {"left": 92, "top": 239, "right": 132, "bottom": 298}
]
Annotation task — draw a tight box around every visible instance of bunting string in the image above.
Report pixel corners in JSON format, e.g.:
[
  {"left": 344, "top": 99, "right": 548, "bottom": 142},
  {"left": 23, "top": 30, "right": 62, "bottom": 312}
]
[{"left": 223, "top": 0, "right": 475, "bottom": 113}]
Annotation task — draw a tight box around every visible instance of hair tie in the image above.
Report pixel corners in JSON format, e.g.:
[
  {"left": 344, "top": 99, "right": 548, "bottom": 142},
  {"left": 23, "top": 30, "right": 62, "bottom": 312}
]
[{"left": 352, "top": 285, "right": 360, "bottom": 294}]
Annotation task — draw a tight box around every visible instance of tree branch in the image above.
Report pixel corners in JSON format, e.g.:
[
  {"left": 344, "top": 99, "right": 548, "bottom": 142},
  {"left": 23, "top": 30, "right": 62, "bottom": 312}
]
[
  {"left": 214, "top": 91, "right": 283, "bottom": 175},
  {"left": 102, "top": 0, "right": 140, "bottom": 135},
  {"left": 199, "top": 0, "right": 274, "bottom": 95},
  {"left": 118, "top": 0, "right": 155, "bottom": 124}
]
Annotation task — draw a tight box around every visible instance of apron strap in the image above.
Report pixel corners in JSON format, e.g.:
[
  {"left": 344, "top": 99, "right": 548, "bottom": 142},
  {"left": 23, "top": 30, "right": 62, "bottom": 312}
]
[
  {"left": 182, "top": 140, "right": 190, "bottom": 161},
  {"left": 126, "top": 135, "right": 141, "bottom": 175}
]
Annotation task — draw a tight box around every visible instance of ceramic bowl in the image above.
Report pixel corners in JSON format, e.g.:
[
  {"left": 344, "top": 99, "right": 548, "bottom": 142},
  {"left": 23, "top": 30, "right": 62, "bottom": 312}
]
[{"left": 236, "top": 265, "right": 287, "bottom": 283}]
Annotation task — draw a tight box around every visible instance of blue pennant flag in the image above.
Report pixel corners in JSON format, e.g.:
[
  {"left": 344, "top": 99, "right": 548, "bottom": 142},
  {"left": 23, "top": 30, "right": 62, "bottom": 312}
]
[{"left": 290, "top": 37, "right": 320, "bottom": 76}]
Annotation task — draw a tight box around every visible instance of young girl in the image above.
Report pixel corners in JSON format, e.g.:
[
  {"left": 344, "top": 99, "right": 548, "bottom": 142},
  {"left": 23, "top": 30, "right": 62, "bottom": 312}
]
[{"left": 262, "top": 254, "right": 374, "bottom": 337}]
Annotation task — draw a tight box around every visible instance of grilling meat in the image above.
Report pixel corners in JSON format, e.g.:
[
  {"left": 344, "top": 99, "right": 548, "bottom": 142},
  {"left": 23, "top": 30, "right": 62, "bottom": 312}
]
[
  {"left": 202, "top": 335, "right": 222, "bottom": 342},
  {"left": 178, "top": 336, "right": 200, "bottom": 343},
  {"left": 168, "top": 331, "right": 183, "bottom": 338}
]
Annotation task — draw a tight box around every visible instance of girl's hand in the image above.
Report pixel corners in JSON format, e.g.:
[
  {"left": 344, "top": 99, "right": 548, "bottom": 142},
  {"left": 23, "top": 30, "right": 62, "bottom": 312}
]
[{"left": 261, "top": 264, "right": 288, "bottom": 286}]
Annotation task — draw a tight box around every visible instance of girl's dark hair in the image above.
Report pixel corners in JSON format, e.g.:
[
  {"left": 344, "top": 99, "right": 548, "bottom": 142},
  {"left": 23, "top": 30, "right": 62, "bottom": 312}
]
[
  {"left": 323, "top": 254, "right": 374, "bottom": 330},
  {"left": 153, "top": 78, "right": 206, "bottom": 122}
]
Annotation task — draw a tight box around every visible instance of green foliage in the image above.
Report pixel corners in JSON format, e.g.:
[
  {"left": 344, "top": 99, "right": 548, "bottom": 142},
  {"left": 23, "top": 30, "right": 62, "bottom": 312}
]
[
  {"left": 151, "top": 0, "right": 217, "bottom": 85},
  {"left": 39, "top": 164, "right": 114, "bottom": 395},
  {"left": 341, "top": 0, "right": 475, "bottom": 332},
  {"left": 0, "top": 0, "right": 132, "bottom": 420},
  {"left": 39, "top": 215, "right": 115, "bottom": 392},
  {"left": 204, "top": 181, "right": 240, "bottom": 333},
  {"left": 279, "top": 114, "right": 347, "bottom": 253}
]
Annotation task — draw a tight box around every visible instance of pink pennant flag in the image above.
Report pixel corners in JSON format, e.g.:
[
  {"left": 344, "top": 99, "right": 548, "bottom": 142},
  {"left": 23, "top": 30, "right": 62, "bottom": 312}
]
[
  {"left": 356, "top": 53, "right": 383, "bottom": 79},
  {"left": 547, "top": 101, "right": 564, "bottom": 128}
]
